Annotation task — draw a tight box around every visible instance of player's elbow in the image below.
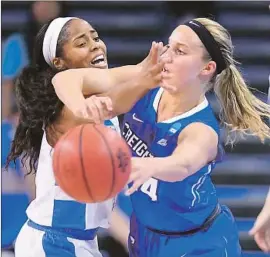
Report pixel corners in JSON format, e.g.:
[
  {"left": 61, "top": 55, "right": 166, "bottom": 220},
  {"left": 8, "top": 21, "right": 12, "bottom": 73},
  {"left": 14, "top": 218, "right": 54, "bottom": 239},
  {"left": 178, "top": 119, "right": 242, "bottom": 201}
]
[
  {"left": 52, "top": 69, "right": 83, "bottom": 91},
  {"left": 52, "top": 69, "right": 71, "bottom": 87},
  {"left": 51, "top": 72, "right": 62, "bottom": 90}
]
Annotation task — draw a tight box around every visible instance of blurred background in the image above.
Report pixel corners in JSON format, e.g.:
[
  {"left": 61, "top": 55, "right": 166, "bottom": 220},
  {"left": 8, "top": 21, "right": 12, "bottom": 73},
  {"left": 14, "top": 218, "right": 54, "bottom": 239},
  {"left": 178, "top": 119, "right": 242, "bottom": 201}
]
[{"left": 1, "top": 1, "right": 270, "bottom": 257}]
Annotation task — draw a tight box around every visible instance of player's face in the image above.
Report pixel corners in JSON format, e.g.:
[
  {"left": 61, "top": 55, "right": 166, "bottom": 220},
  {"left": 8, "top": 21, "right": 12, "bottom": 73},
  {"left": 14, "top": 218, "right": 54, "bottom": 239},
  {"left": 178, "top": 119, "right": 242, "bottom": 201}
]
[
  {"left": 161, "top": 25, "right": 213, "bottom": 91},
  {"left": 60, "top": 19, "right": 108, "bottom": 69}
]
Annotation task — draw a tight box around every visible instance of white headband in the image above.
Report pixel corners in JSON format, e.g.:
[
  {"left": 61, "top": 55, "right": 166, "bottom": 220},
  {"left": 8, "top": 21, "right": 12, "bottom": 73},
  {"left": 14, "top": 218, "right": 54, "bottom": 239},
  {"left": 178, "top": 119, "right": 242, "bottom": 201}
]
[{"left": 42, "top": 17, "right": 77, "bottom": 67}]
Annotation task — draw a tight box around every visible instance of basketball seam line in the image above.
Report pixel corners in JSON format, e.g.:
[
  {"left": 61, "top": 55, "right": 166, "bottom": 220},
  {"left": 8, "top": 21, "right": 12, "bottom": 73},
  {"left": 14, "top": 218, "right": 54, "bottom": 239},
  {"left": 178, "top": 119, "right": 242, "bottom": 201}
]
[
  {"left": 79, "top": 124, "right": 95, "bottom": 202},
  {"left": 93, "top": 124, "right": 116, "bottom": 200},
  {"left": 54, "top": 128, "right": 75, "bottom": 191}
]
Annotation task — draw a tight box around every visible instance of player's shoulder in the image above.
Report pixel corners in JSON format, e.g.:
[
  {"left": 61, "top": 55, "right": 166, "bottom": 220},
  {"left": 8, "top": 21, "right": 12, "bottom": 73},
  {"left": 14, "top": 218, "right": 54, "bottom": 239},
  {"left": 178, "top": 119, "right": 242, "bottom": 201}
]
[
  {"left": 191, "top": 99, "right": 219, "bottom": 129},
  {"left": 168, "top": 98, "right": 219, "bottom": 138},
  {"left": 130, "top": 87, "right": 160, "bottom": 113}
]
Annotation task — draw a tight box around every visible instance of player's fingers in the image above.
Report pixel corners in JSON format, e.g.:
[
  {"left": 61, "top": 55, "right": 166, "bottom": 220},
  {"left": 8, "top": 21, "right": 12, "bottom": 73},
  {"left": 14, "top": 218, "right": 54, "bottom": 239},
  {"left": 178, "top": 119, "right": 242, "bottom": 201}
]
[
  {"left": 87, "top": 105, "right": 100, "bottom": 124},
  {"left": 148, "top": 62, "right": 164, "bottom": 83},
  {"left": 154, "top": 60, "right": 166, "bottom": 73},
  {"left": 249, "top": 224, "right": 259, "bottom": 236},
  {"left": 128, "top": 164, "right": 140, "bottom": 183},
  {"left": 148, "top": 41, "right": 155, "bottom": 59},
  {"left": 153, "top": 74, "right": 162, "bottom": 85},
  {"left": 250, "top": 217, "right": 265, "bottom": 235},
  {"left": 125, "top": 187, "right": 137, "bottom": 196},
  {"left": 265, "top": 230, "right": 270, "bottom": 252},
  {"left": 157, "top": 42, "right": 164, "bottom": 60},
  {"left": 160, "top": 44, "right": 170, "bottom": 57},
  {"left": 86, "top": 99, "right": 101, "bottom": 124},
  {"left": 149, "top": 42, "right": 159, "bottom": 65},
  {"left": 72, "top": 100, "right": 89, "bottom": 119},
  {"left": 128, "top": 171, "right": 140, "bottom": 183},
  {"left": 254, "top": 233, "right": 269, "bottom": 252},
  {"left": 93, "top": 98, "right": 105, "bottom": 122},
  {"left": 125, "top": 180, "right": 142, "bottom": 196},
  {"left": 94, "top": 97, "right": 113, "bottom": 122},
  {"left": 100, "top": 97, "right": 113, "bottom": 112},
  {"left": 146, "top": 41, "right": 155, "bottom": 64},
  {"left": 266, "top": 241, "right": 270, "bottom": 252},
  {"left": 153, "top": 42, "right": 161, "bottom": 64},
  {"left": 75, "top": 106, "right": 89, "bottom": 119}
]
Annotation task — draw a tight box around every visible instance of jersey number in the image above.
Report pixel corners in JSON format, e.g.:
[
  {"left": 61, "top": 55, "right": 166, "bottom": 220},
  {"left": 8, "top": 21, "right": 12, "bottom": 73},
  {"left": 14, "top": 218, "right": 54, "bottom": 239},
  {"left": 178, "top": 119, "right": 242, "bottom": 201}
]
[{"left": 140, "top": 178, "right": 158, "bottom": 201}]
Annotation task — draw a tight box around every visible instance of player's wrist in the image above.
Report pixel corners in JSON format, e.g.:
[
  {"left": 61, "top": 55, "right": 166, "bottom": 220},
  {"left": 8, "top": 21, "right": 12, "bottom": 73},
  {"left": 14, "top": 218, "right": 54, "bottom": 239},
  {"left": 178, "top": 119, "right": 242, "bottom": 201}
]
[{"left": 70, "top": 97, "right": 87, "bottom": 113}]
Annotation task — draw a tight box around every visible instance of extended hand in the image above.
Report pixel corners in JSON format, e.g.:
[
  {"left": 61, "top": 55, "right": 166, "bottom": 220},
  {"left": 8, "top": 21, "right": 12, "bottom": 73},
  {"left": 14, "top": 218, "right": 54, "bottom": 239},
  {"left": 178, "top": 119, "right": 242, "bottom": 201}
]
[
  {"left": 137, "top": 42, "right": 176, "bottom": 92},
  {"left": 73, "top": 95, "right": 114, "bottom": 124},
  {"left": 125, "top": 157, "right": 157, "bottom": 196},
  {"left": 249, "top": 208, "right": 270, "bottom": 252}
]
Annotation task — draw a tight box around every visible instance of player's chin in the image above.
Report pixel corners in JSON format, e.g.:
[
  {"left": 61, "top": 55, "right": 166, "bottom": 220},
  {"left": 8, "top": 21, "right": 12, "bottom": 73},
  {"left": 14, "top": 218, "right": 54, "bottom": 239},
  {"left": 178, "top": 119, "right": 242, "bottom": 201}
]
[
  {"left": 161, "top": 75, "right": 173, "bottom": 86},
  {"left": 161, "top": 82, "right": 176, "bottom": 93}
]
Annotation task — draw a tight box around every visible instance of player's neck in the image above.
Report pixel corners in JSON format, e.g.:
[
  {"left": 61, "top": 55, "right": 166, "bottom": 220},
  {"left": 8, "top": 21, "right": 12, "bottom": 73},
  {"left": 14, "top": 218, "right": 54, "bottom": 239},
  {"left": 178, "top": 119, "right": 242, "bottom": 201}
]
[{"left": 157, "top": 89, "right": 205, "bottom": 121}]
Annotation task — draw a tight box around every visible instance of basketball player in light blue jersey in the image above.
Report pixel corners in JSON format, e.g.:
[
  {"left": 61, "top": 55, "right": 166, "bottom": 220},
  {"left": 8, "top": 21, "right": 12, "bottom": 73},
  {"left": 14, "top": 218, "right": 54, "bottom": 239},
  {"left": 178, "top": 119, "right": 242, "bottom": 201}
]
[
  {"left": 54, "top": 18, "right": 270, "bottom": 257},
  {"left": 6, "top": 17, "right": 167, "bottom": 257}
]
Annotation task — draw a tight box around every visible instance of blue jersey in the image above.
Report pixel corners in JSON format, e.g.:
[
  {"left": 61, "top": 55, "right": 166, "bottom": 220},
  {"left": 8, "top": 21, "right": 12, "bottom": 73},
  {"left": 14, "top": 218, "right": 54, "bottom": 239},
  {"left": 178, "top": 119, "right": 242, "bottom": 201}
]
[{"left": 122, "top": 88, "right": 222, "bottom": 232}]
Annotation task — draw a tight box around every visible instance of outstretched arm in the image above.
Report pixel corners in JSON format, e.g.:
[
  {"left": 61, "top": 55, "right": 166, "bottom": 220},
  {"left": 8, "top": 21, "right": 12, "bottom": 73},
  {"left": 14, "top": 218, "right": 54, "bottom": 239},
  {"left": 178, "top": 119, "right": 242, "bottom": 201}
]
[
  {"left": 52, "top": 65, "right": 141, "bottom": 117},
  {"left": 52, "top": 42, "right": 174, "bottom": 121},
  {"left": 126, "top": 122, "right": 218, "bottom": 195},
  {"left": 102, "top": 42, "right": 171, "bottom": 115}
]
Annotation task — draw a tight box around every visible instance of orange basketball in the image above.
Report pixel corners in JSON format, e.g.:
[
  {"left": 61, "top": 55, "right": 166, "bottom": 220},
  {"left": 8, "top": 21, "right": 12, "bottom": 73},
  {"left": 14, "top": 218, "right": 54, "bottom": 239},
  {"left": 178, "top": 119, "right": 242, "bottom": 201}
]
[{"left": 52, "top": 124, "right": 131, "bottom": 203}]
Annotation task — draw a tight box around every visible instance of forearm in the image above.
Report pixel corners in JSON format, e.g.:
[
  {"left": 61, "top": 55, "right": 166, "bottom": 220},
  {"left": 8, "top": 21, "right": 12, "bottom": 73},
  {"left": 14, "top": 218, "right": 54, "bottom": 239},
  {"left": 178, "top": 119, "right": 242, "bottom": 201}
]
[
  {"left": 52, "top": 65, "right": 141, "bottom": 112},
  {"left": 103, "top": 78, "right": 149, "bottom": 115},
  {"left": 105, "top": 65, "right": 142, "bottom": 87},
  {"left": 152, "top": 127, "right": 217, "bottom": 182},
  {"left": 151, "top": 156, "right": 190, "bottom": 182},
  {"left": 52, "top": 69, "right": 85, "bottom": 113},
  {"left": 152, "top": 146, "right": 208, "bottom": 182}
]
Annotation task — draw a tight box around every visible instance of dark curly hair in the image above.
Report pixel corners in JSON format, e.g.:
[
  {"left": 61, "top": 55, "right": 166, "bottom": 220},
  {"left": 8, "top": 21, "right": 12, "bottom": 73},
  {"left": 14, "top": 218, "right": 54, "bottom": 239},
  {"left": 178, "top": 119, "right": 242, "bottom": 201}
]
[{"left": 6, "top": 20, "right": 72, "bottom": 174}]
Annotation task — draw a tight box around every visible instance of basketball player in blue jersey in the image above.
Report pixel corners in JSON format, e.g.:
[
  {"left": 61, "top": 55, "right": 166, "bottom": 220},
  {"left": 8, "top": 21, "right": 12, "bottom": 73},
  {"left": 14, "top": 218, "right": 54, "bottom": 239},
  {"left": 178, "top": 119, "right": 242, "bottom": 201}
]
[
  {"left": 122, "top": 18, "right": 270, "bottom": 257},
  {"left": 6, "top": 17, "right": 167, "bottom": 257},
  {"left": 53, "top": 18, "right": 270, "bottom": 257}
]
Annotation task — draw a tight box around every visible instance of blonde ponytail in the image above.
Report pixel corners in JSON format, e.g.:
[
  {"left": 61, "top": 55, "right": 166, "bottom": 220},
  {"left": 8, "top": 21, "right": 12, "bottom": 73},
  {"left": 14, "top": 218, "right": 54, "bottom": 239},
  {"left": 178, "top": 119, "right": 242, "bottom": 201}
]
[
  {"left": 195, "top": 18, "right": 270, "bottom": 144},
  {"left": 214, "top": 64, "right": 270, "bottom": 144}
]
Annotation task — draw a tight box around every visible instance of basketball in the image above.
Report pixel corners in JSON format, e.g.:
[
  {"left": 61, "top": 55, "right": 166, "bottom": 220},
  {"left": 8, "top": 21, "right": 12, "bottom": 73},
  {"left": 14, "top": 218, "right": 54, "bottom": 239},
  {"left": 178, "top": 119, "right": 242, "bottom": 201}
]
[{"left": 52, "top": 124, "right": 131, "bottom": 203}]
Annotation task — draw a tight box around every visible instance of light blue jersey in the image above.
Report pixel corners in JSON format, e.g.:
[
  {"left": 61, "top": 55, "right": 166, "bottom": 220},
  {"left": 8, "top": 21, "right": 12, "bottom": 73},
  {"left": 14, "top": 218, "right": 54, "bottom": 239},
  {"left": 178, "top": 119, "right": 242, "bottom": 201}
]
[{"left": 15, "top": 118, "right": 120, "bottom": 257}]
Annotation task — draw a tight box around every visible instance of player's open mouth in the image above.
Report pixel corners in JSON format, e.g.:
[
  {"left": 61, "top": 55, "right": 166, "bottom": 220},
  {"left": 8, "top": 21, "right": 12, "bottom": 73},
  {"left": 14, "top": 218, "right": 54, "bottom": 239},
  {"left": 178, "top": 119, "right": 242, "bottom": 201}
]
[{"left": 90, "top": 54, "right": 107, "bottom": 69}]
